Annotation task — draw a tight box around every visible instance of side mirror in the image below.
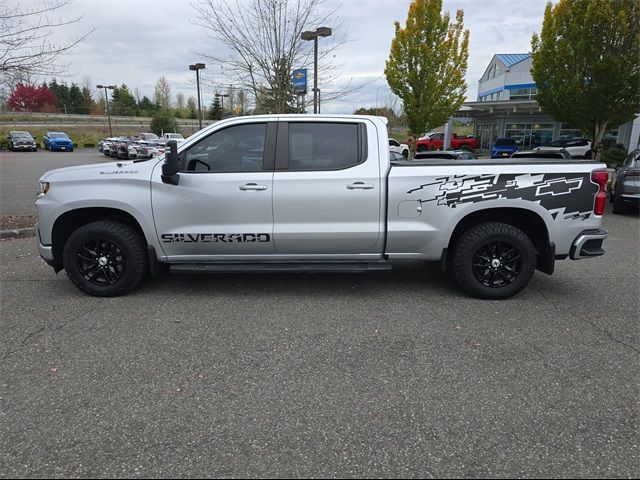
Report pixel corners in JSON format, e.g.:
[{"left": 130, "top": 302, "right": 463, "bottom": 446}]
[{"left": 161, "top": 140, "right": 180, "bottom": 185}]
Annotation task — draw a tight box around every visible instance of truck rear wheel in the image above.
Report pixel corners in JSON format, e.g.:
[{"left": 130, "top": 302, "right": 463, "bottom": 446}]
[
  {"left": 62, "top": 221, "right": 148, "bottom": 297},
  {"left": 452, "top": 222, "right": 536, "bottom": 299}
]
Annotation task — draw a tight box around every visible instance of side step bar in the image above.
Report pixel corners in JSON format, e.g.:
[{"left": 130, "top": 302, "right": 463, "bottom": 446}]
[{"left": 170, "top": 261, "right": 392, "bottom": 274}]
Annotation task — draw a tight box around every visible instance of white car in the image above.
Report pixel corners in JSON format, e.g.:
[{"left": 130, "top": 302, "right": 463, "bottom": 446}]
[
  {"left": 389, "top": 138, "right": 409, "bottom": 158},
  {"left": 163, "top": 133, "right": 185, "bottom": 141},
  {"left": 536, "top": 138, "right": 592, "bottom": 159}
]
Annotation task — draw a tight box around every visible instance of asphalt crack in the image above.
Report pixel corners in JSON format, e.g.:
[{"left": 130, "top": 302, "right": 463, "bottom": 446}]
[
  {"left": 534, "top": 287, "right": 640, "bottom": 355},
  {"left": 2, "top": 303, "right": 100, "bottom": 360}
]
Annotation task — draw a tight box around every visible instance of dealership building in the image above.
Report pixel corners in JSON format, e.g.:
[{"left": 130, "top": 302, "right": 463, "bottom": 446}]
[{"left": 461, "top": 53, "right": 640, "bottom": 152}]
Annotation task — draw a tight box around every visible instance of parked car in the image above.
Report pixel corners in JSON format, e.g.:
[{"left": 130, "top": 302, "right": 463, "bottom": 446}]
[
  {"left": 511, "top": 149, "right": 571, "bottom": 159},
  {"left": 163, "top": 133, "right": 185, "bottom": 141},
  {"left": 132, "top": 140, "right": 162, "bottom": 159},
  {"left": 541, "top": 138, "right": 592, "bottom": 158},
  {"left": 389, "top": 138, "right": 409, "bottom": 158},
  {"left": 389, "top": 151, "right": 406, "bottom": 161},
  {"left": 7, "top": 131, "right": 37, "bottom": 151},
  {"left": 43, "top": 132, "right": 74, "bottom": 152},
  {"left": 609, "top": 148, "right": 640, "bottom": 214},
  {"left": 416, "top": 132, "right": 478, "bottom": 152},
  {"left": 138, "top": 132, "right": 160, "bottom": 141},
  {"left": 414, "top": 150, "right": 478, "bottom": 160},
  {"left": 491, "top": 138, "right": 518, "bottom": 158},
  {"left": 116, "top": 139, "right": 137, "bottom": 160}
]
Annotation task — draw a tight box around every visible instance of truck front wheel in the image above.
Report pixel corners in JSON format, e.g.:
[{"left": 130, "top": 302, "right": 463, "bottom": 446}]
[
  {"left": 62, "top": 221, "right": 148, "bottom": 296},
  {"left": 452, "top": 222, "right": 536, "bottom": 299}
]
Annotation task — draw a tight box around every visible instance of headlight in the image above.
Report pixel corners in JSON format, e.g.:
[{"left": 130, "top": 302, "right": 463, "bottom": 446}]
[{"left": 38, "top": 181, "right": 50, "bottom": 195}]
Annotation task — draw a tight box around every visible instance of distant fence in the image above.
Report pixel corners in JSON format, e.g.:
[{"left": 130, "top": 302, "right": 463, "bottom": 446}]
[{"left": 0, "top": 112, "right": 216, "bottom": 134}]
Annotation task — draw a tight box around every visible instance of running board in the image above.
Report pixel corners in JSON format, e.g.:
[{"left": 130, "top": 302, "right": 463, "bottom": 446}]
[{"left": 170, "top": 261, "right": 392, "bottom": 274}]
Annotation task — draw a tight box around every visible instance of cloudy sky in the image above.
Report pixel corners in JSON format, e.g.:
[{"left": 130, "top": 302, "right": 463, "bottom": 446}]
[{"left": 17, "top": 0, "right": 548, "bottom": 113}]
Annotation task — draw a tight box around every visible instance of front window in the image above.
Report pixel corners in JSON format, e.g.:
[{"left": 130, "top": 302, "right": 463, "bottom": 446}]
[{"left": 183, "top": 123, "right": 267, "bottom": 173}]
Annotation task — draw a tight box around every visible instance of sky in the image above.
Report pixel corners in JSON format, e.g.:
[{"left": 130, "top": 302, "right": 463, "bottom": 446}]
[{"left": 15, "top": 0, "right": 549, "bottom": 114}]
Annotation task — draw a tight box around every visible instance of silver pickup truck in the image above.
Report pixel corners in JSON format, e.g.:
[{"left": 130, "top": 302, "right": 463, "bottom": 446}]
[{"left": 35, "top": 115, "right": 609, "bottom": 299}]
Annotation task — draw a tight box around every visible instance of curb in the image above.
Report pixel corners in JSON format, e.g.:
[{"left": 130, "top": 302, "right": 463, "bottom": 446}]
[{"left": 0, "top": 227, "right": 36, "bottom": 239}]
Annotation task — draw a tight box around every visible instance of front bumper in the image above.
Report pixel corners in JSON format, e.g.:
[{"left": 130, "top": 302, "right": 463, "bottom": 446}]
[
  {"left": 570, "top": 229, "right": 607, "bottom": 260},
  {"left": 36, "top": 224, "right": 56, "bottom": 267},
  {"left": 51, "top": 143, "right": 73, "bottom": 151}
]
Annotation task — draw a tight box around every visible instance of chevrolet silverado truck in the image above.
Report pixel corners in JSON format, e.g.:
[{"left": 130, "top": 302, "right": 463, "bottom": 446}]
[{"left": 35, "top": 115, "right": 609, "bottom": 299}]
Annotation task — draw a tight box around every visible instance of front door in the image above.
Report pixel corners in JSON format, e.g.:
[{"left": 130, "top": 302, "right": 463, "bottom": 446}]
[{"left": 152, "top": 121, "right": 277, "bottom": 260}]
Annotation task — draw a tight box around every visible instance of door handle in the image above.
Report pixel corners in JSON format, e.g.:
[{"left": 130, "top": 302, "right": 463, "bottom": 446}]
[
  {"left": 239, "top": 183, "right": 267, "bottom": 191},
  {"left": 347, "top": 182, "right": 374, "bottom": 190}
]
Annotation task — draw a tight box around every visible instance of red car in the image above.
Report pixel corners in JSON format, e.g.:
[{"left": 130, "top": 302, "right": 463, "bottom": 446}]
[{"left": 416, "top": 132, "right": 478, "bottom": 151}]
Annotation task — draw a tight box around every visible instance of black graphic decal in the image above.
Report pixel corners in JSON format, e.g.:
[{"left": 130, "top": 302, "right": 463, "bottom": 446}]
[
  {"left": 407, "top": 173, "right": 598, "bottom": 220},
  {"left": 161, "top": 233, "right": 271, "bottom": 243}
]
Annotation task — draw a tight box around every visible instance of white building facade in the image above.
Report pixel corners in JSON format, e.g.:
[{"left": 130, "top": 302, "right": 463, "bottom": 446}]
[{"left": 462, "top": 53, "right": 639, "bottom": 152}]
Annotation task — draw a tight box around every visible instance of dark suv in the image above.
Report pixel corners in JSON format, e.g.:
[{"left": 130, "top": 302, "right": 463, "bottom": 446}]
[
  {"left": 7, "top": 131, "right": 37, "bottom": 152},
  {"left": 610, "top": 149, "right": 640, "bottom": 213}
]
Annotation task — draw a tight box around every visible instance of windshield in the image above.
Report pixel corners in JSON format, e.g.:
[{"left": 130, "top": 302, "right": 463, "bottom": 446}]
[
  {"left": 495, "top": 138, "right": 516, "bottom": 146},
  {"left": 50, "top": 133, "right": 69, "bottom": 138},
  {"left": 12, "top": 132, "right": 31, "bottom": 138}
]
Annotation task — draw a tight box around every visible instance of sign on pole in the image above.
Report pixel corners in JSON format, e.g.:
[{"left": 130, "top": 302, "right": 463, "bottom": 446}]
[{"left": 292, "top": 68, "right": 307, "bottom": 94}]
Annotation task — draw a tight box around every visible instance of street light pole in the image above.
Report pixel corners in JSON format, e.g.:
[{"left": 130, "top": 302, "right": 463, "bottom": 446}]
[
  {"left": 96, "top": 84, "right": 115, "bottom": 137},
  {"left": 189, "top": 63, "right": 206, "bottom": 129},
  {"left": 301, "top": 27, "right": 332, "bottom": 114}
]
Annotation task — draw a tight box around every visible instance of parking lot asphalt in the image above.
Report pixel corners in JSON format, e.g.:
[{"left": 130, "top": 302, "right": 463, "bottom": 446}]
[
  {"left": 0, "top": 149, "right": 116, "bottom": 215},
  {"left": 1, "top": 201, "right": 638, "bottom": 477}
]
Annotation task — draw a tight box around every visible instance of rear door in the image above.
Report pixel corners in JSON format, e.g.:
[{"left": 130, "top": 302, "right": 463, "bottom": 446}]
[{"left": 271, "top": 119, "right": 383, "bottom": 257}]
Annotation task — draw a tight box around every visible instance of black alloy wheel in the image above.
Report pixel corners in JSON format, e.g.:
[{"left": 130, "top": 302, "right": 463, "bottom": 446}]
[
  {"left": 471, "top": 240, "right": 522, "bottom": 288},
  {"left": 75, "top": 238, "right": 125, "bottom": 286}
]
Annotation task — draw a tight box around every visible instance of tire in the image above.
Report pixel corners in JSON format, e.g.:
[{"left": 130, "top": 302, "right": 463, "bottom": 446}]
[
  {"left": 452, "top": 222, "right": 537, "bottom": 300},
  {"left": 402, "top": 149, "right": 409, "bottom": 158},
  {"left": 584, "top": 150, "right": 592, "bottom": 159},
  {"left": 62, "top": 221, "right": 148, "bottom": 297},
  {"left": 417, "top": 145, "right": 427, "bottom": 153},
  {"left": 612, "top": 194, "right": 627, "bottom": 214}
]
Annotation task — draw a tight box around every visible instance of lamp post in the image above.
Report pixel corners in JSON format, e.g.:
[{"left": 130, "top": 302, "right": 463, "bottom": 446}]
[
  {"left": 301, "top": 26, "right": 332, "bottom": 114},
  {"left": 189, "top": 63, "right": 206, "bottom": 129},
  {"left": 96, "top": 84, "right": 115, "bottom": 137},
  {"left": 215, "top": 93, "right": 229, "bottom": 112}
]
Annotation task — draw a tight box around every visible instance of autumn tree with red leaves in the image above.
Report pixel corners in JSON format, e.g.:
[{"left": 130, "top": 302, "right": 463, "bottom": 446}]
[{"left": 8, "top": 83, "right": 56, "bottom": 112}]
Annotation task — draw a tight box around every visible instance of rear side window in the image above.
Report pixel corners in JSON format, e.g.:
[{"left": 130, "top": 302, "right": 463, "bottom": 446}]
[{"left": 288, "top": 123, "right": 362, "bottom": 170}]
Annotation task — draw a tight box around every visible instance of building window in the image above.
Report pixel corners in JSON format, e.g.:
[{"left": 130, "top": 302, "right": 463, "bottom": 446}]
[
  {"left": 509, "top": 87, "right": 538, "bottom": 100},
  {"left": 504, "top": 123, "right": 554, "bottom": 149}
]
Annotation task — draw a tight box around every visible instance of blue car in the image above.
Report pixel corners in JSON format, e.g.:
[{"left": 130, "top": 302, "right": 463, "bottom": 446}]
[
  {"left": 43, "top": 131, "right": 74, "bottom": 152},
  {"left": 491, "top": 138, "right": 518, "bottom": 158}
]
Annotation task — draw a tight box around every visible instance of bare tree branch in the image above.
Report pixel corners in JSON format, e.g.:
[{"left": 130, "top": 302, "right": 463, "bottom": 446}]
[
  {"left": 191, "top": 0, "right": 362, "bottom": 113},
  {"left": 0, "top": 0, "right": 93, "bottom": 88}
]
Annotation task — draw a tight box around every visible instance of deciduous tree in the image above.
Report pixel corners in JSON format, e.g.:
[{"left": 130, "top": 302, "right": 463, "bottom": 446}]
[
  {"left": 385, "top": 0, "right": 469, "bottom": 150},
  {"left": 531, "top": 0, "right": 640, "bottom": 159},
  {"left": 8, "top": 83, "right": 56, "bottom": 111}
]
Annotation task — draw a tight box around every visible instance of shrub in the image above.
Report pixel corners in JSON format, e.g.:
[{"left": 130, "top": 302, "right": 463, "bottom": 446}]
[
  {"left": 150, "top": 110, "right": 178, "bottom": 136},
  {"left": 601, "top": 146, "right": 627, "bottom": 168}
]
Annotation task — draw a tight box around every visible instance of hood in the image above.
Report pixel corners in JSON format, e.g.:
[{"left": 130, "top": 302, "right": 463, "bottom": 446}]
[{"left": 39, "top": 158, "right": 162, "bottom": 182}]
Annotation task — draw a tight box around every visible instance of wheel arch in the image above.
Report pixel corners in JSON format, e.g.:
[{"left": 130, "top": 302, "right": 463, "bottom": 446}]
[
  {"left": 51, "top": 207, "right": 148, "bottom": 272},
  {"left": 445, "top": 207, "right": 554, "bottom": 274}
]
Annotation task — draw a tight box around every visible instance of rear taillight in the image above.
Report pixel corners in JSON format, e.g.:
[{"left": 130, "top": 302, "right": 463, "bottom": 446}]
[{"left": 591, "top": 170, "right": 608, "bottom": 216}]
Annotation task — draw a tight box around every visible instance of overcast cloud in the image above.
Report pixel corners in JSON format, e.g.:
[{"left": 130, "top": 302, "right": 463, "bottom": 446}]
[{"left": 15, "top": 0, "right": 548, "bottom": 113}]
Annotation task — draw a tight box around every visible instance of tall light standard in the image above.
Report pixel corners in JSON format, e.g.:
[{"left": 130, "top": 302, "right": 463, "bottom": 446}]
[
  {"left": 301, "top": 27, "right": 332, "bottom": 114},
  {"left": 215, "top": 93, "right": 229, "bottom": 113},
  {"left": 189, "top": 63, "right": 206, "bottom": 129},
  {"left": 96, "top": 84, "right": 115, "bottom": 137}
]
